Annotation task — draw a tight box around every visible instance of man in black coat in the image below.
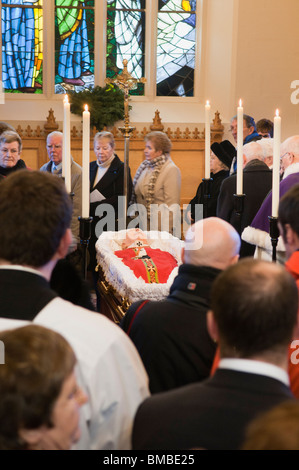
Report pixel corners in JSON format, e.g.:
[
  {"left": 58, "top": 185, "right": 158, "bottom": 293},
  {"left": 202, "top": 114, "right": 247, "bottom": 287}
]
[
  {"left": 120, "top": 217, "right": 241, "bottom": 393},
  {"left": 217, "top": 140, "right": 272, "bottom": 257},
  {"left": 132, "top": 258, "right": 298, "bottom": 450}
]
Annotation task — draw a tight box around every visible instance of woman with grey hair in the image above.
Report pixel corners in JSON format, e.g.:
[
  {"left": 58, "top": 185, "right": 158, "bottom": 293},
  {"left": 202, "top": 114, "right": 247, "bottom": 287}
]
[
  {"left": 130, "top": 131, "right": 181, "bottom": 233},
  {"left": 0, "top": 130, "right": 27, "bottom": 177}
]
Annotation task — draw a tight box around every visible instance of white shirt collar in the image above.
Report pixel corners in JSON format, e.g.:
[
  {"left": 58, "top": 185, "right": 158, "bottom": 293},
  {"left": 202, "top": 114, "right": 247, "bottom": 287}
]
[
  {"left": 0, "top": 264, "right": 44, "bottom": 278},
  {"left": 218, "top": 358, "right": 290, "bottom": 386}
]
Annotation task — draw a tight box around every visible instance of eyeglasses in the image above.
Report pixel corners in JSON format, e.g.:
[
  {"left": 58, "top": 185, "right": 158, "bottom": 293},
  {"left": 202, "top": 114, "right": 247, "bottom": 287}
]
[{"left": 280, "top": 152, "right": 290, "bottom": 162}]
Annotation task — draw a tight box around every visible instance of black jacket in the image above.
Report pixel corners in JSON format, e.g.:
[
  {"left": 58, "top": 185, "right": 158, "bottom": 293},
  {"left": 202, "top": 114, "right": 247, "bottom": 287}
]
[
  {"left": 120, "top": 264, "right": 219, "bottom": 393},
  {"left": 88, "top": 155, "right": 133, "bottom": 270},
  {"left": 217, "top": 159, "right": 272, "bottom": 257}
]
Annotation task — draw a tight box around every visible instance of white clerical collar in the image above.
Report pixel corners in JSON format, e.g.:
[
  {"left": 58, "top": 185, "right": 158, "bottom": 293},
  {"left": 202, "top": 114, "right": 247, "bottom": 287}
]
[
  {"left": 0, "top": 264, "right": 44, "bottom": 278},
  {"left": 218, "top": 358, "right": 289, "bottom": 386}
]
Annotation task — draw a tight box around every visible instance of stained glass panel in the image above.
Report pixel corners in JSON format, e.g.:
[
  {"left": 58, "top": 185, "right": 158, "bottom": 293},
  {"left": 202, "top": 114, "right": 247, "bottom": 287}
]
[
  {"left": 157, "top": 0, "right": 197, "bottom": 96},
  {"left": 106, "top": 0, "right": 145, "bottom": 96},
  {"left": 1, "top": 1, "right": 43, "bottom": 94},
  {"left": 55, "top": 0, "right": 95, "bottom": 94}
]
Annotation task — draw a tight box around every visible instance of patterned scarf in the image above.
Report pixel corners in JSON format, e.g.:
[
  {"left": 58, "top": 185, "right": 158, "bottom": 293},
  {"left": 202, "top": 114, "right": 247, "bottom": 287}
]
[{"left": 130, "top": 154, "right": 169, "bottom": 217}]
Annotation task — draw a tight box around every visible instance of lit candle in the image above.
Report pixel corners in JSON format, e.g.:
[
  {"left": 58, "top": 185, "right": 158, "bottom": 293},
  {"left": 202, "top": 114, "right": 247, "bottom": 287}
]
[
  {"left": 82, "top": 104, "right": 90, "bottom": 218},
  {"left": 205, "top": 100, "right": 211, "bottom": 178},
  {"left": 236, "top": 99, "right": 243, "bottom": 194},
  {"left": 63, "top": 95, "right": 71, "bottom": 193},
  {"left": 272, "top": 109, "right": 281, "bottom": 217}
]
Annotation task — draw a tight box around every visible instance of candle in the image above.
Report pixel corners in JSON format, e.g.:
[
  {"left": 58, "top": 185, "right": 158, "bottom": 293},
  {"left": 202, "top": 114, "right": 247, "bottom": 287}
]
[
  {"left": 205, "top": 100, "right": 211, "bottom": 178},
  {"left": 63, "top": 95, "right": 71, "bottom": 193},
  {"left": 272, "top": 109, "right": 281, "bottom": 217},
  {"left": 82, "top": 104, "right": 90, "bottom": 218},
  {"left": 236, "top": 99, "right": 243, "bottom": 194}
]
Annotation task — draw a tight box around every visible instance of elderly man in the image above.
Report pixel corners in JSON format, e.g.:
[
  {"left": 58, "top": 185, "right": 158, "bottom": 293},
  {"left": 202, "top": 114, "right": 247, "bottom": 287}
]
[
  {"left": 132, "top": 258, "right": 298, "bottom": 450},
  {"left": 0, "top": 170, "right": 149, "bottom": 450},
  {"left": 242, "top": 135, "right": 299, "bottom": 262},
  {"left": 259, "top": 138, "right": 273, "bottom": 168},
  {"left": 40, "top": 131, "right": 82, "bottom": 244},
  {"left": 230, "top": 114, "right": 261, "bottom": 145},
  {"left": 120, "top": 217, "right": 240, "bottom": 393},
  {"left": 217, "top": 141, "right": 272, "bottom": 257}
]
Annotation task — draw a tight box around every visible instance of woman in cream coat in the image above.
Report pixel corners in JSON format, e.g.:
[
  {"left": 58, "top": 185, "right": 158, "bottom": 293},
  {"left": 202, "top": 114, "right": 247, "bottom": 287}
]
[{"left": 130, "top": 131, "right": 181, "bottom": 234}]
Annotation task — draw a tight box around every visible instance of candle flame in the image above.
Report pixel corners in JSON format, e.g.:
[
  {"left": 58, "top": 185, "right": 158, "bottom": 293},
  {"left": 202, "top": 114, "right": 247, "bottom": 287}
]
[
  {"left": 64, "top": 95, "right": 69, "bottom": 104},
  {"left": 239, "top": 99, "right": 242, "bottom": 107},
  {"left": 84, "top": 104, "right": 89, "bottom": 112},
  {"left": 206, "top": 100, "right": 210, "bottom": 106},
  {"left": 275, "top": 109, "right": 279, "bottom": 117}
]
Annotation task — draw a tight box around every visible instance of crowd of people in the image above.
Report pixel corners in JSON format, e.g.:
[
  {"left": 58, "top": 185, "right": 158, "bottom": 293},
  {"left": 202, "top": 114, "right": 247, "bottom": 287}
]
[{"left": 1, "top": 113, "right": 299, "bottom": 450}]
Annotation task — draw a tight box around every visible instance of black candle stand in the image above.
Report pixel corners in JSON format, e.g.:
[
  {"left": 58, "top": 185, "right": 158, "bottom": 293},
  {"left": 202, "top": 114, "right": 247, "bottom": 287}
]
[
  {"left": 268, "top": 216, "right": 280, "bottom": 263},
  {"left": 233, "top": 194, "right": 246, "bottom": 234},
  {"left": 78, "top": 216, "right": 93, "bottom": 280},
  {"left": 202, "top": 177, "right": 212, "bottom": 219}
]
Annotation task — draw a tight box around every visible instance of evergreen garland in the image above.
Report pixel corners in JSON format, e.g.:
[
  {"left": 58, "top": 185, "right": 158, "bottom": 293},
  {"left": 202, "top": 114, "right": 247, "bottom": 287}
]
[{"left": 68, "top": 84, "right": 127, "bottom": 131}]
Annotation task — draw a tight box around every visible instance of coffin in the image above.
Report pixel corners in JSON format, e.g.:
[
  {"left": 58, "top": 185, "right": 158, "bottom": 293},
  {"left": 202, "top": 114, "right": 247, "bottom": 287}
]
[{"left": 95, "top": 230, "right": 183, "bottom": 323}]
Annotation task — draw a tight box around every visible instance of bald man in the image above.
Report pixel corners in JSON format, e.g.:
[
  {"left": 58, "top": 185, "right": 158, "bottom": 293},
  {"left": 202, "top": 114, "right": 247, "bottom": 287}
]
[{"left": 120, "top": 217, "right": 241, "bottom": 393}]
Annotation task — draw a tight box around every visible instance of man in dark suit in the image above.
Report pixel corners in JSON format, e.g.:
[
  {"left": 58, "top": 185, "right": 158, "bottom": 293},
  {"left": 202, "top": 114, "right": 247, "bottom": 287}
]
[
  {"left": 132, "top": 258, "right": 298, "bottom": 450},
  {"left": 217, "top": 140, "right": 272, "bottom": 257},
  {"left": 120, "top": 217, "right": 240, "bottom": 393}
]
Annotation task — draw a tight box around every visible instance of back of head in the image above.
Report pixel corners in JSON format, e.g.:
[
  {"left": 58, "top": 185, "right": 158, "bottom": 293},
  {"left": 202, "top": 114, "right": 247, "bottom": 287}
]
[
  {"left": 0, "top": 170, "right": 72, "bottom": 267},
  {"left": 280, "top": 135, "right": 299, "bottom": 157},
  {"left": 0, "top": 324, "right": 76, "bottom": 450},
  {"left": 258, "top": 138, "right": 273, "bottom": 159},
  {"left": 184, "top": 217, "right": 240, "bottom": 270},
  {"left": 210, "top": 258, "right": 298, "bottom": 359},
  {"left": 243, "top": 141, "right": 264, "bottom": 162},
  {"left": 242, "top": 401, "right": 299, "bottom": 450},
  {"left": 278, "top": 184, "right": 299, "bottom": 239}
]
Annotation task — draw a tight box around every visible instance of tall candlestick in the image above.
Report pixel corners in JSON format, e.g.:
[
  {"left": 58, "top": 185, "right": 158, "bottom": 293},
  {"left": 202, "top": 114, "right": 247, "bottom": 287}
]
[
  {"left": 63, "top": 95, "right": 71, "bottom": 193},
  {"left": 272, "top": 109, "right": 281, "bottom": 217},
  {"left": 236, "top": 99, "right": 243, "bottom": 194},
  {"left": 82, "top": 104, "right": 90, "bottom": 218},
  {"left": 205, "top": 100, "right": 211, "bottom": 178}
]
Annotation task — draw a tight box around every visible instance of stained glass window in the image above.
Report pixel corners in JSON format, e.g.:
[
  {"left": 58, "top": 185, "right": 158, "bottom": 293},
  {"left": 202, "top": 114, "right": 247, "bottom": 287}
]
[
  {"left": 55, "top": 0, "right": 95, "bottom": 94},
  {"left": 106, "top": 0, "right": 146, "bottom": 96},
  {"left": 157, "top": 0, "right": 197, "bottom": 96},
  {"left": 1, "top": 1, "right": 43, "bottom": 94}
]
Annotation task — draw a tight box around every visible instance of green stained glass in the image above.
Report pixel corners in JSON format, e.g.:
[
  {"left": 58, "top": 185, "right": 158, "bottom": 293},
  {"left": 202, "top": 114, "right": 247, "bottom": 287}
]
[
  {"left": 106, "top": 1, "right": 145, "bottom": 96},
  {"left": 1, "top": 1, "right": 43, "bottom": 94},
  {"left": 157, "top": 0, "right": 197, "bottom": 96},
  {"left": 55, "top": 1, "right": 95, "bottom": 94}
]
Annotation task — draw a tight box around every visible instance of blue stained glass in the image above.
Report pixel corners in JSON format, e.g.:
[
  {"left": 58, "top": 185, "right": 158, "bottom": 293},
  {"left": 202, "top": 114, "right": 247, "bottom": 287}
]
[
  {"left": 157, "top": 0, "right": 197, "bottom": 96},
  {"left": 2, "top": 1, "right": 43, "bottom": 93},
  {"left": 55, "top": 1, "right": 95, "bottom": 94}
]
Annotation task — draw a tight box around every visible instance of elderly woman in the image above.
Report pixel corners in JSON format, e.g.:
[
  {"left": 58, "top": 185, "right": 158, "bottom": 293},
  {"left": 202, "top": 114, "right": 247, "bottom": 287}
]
[
  {"left": 130, "top": 131, "right": 181, "bottom": 233},
  {"left": 0, "top": 130, "right": 27, "bottom": 177},
  {"left": 188, "top": 141, "right": 234, "bottom": 222},
  {"left": 0, "top": 324, "right": 87, "bottom": 450},
  {"left": 89, "top": 131, "right": 132, "bottom": 308}
]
